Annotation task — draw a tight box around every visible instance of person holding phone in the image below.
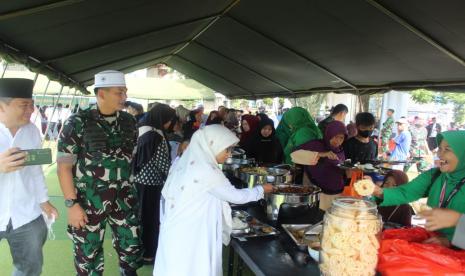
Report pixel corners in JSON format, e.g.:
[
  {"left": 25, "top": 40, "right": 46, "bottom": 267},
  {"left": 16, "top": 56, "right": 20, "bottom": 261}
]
[{"left": 0, "top": 78, "right": 58, "bottom": 276}]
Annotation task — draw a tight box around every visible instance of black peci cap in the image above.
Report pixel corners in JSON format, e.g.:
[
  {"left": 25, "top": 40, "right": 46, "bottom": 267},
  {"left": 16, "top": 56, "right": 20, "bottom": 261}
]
[{"left": 0, "top": 78, "right": 34, "bottom": 98}]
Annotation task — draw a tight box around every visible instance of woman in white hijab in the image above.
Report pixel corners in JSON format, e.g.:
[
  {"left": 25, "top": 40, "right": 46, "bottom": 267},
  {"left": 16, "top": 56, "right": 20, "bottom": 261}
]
[{"left": 153, "top": 125, "right": 273, "bottom": 276}]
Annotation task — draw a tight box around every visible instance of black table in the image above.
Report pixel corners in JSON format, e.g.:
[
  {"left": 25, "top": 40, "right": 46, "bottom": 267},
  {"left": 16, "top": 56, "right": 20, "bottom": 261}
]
[{"left": 227, "top": 202, "right": 324, "bottom": 276}]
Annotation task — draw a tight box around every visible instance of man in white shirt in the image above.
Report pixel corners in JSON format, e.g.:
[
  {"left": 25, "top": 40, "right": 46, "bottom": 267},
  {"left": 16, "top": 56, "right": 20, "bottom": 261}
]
[{"left": 0, "top": 78, "right": 58, "bottom": 276}]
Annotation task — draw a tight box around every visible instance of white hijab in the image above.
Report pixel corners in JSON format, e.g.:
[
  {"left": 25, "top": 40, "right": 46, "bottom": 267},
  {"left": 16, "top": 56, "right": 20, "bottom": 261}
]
[{"left": 161, "top": 124, "right": 239, "bottom": 244}]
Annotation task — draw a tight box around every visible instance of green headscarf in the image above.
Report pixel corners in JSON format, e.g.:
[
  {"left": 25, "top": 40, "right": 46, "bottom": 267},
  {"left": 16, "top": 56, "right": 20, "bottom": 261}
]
[
  {"left": 276, "top": 107, "right": 322, "bottom": 164},
  {"left": 380, "top": 130, "right": 465, "bottom": 240},
  {"left": 436, "top": 130, "right": 465, "bottom": 182}
]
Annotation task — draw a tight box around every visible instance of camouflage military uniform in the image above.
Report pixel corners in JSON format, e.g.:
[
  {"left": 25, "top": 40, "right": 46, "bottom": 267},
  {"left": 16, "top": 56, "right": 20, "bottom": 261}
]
[
  {"left": 57, "top": 105, "right": 142, "bottom": 276},
  {"left": 380, "top": 116, "right": 394, "bottom": 155},
  {"left": 406, "top": 125, "right": 429, "bottom": 172}
]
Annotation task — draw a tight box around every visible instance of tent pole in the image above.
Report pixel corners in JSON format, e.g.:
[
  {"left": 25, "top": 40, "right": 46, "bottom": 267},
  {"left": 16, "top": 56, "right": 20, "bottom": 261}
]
[
  {"left": 67, "top": 88, "right": 78, "bottom": 111},
  {"left": 55, "top": 87, "right": 74, "bottom": 137},
  {"left": 31, "top": 72, "right": 40, "bottom": 124},
  {"left": 43, "top": 84, "right": 64, "bottom": 146},
  {"left": 34, "top": 78, "right": 50, "bottom": 125},
  {"left": 34, "top": 78, "right": 52, "bottom": 129},
  {"left": 37, "top": 79, "right": 51, "bottom": 108},
  {"left": 365, "top": 0, "right": 465, "bottom": 68},
  {"left": 1, "top": 62, "right": 8, "bottom": 78},
  {"left": 75, "top": 96, "right": 84, "bottom": 113},
  {"left": 378, "top": 93, "right": 388, "bottom": 146}
]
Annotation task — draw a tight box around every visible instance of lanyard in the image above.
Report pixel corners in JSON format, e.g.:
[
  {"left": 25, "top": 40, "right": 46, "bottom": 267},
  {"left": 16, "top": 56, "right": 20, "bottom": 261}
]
[{"left": 439, "top": 177, "right": 465, "bottom": 208}]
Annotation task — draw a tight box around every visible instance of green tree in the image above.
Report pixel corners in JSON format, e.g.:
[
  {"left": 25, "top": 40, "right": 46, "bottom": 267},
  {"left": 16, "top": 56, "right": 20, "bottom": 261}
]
[
  {"left": 410, "top": 89, "right": 465, "bottom": 124},
  {"left": 231, "top": 99, "right": 249, "bottom": 110},
  {"left": 278, "top": 98, "right": 285, "bottom": 108},
  {"left": 411, "top": 89, "right": 437, "bottom": 104},
  {"left": 444, "top": 93, "right": 465, "bottom": 124},
  {"left": 295, "top": 94, "right": 326, "bottom": 118},
  {"left": 262, "top": 97, "right": 273, "bottom": 107}
]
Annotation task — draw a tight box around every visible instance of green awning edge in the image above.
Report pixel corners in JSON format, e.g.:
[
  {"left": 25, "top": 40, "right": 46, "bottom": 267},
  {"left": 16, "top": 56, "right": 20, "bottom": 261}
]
[{"left": 0, "top": 41, "right": 90, "bottom": 95}]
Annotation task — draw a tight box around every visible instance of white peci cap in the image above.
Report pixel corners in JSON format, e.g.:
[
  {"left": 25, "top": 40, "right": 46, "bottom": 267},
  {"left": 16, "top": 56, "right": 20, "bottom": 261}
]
[
  {"left": 396, "top": 117, "right": 409, "bottom": 125},
  {"left": 94, "top": 70, "right": 126, "bottom": 88}
]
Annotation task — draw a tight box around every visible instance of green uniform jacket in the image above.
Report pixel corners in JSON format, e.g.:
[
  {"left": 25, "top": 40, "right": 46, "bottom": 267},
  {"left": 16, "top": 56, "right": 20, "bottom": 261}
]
[
  {"left": 380, "top": 131, "right": 465, "bottom": 240},
  {"left": 58, "top": 105, "right": 137, "bottom": 193}
]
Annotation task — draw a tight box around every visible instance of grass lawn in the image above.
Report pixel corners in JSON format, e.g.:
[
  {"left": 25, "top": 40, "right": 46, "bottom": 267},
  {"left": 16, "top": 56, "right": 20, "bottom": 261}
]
[
  {"left": 1, "top": 163, "right": 252, "bottom": 276},
  {"left": 0, "top": 163, "right": 154, "bottom": 276}
]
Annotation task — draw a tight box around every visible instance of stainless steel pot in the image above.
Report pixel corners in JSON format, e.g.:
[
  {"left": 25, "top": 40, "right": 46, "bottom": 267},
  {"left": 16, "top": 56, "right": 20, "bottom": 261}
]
[
  {"left": 237, "top": 166, "right": 291, "bottom": 188},
  {"left": 222, "top": 157, "right": 255, "bottom": 175},
  {"left": 231, "top": 147, "right": 246, "bottom": 159},
  {"left": 265, "top": 184, "right": 320, "bottom": 221}
]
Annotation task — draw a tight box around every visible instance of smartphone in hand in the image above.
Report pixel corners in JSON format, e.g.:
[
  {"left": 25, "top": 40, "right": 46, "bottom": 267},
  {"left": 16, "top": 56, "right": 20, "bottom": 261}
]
[{"left": 21, "top": 148, "right": 52, "bottom": 166}]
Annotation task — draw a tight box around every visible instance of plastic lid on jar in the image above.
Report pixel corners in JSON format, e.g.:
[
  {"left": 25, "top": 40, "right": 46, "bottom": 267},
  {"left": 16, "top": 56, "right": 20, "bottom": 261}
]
[{"left": 332, "top": 197, "right": 377, "bottom": 211}]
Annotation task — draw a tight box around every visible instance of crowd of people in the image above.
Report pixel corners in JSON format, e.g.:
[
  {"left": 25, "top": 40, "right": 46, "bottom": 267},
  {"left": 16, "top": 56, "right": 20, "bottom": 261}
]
[
  {"left": 31, "top": 103, "right": 75, "bottom": 140},
  {"left": 1, "top": 71, "right": 465, "bottom": 276}
]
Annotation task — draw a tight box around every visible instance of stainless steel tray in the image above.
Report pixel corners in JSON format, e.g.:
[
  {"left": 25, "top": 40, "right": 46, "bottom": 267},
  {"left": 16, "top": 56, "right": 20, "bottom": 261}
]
[
  {"left": 281, "top": 224, "right": 321, "bottom": 251},
  {"left": 231, "top": 210, "right": 279, "bottom": 239}
]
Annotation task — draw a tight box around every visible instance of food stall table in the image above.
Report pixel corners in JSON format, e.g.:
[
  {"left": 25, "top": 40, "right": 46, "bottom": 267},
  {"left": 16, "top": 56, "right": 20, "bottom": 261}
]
[{"left": 227, "top": 203, "right": 323, "bottom": 276}]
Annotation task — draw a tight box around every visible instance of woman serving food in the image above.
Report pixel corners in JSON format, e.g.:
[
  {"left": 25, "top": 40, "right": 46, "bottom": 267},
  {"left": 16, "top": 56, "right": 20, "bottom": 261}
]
[
  {"left": 153, "top": 125, "right": 273, "bottom": 276},
  {"left": 373, "top": 131, "right": 465, "bottom": 246}
]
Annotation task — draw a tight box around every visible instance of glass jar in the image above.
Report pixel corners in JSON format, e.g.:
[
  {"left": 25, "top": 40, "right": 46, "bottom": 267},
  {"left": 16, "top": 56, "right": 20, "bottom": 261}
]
[{"left": 319, "top": 197, "right": 382, "bottom": 276}]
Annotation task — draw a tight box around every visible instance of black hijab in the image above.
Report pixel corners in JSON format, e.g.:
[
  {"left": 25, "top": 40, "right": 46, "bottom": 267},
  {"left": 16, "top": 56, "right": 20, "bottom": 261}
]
[
  {"left": 256, "top": 113, "right": 269, "bottom": 122},
  {"left": 134, "top": 104, "right": 176, "bottom": 174},
  {"left": 245, "top": 118, "right": 283, "bottom": 165},
  {"left": 140, "top": 103, "right": 176, "bottom": 129}
]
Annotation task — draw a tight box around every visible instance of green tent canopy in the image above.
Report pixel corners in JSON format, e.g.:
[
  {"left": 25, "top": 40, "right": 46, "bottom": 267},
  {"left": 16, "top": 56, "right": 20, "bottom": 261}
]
[{"left": 2, "top": 1, "right": 465, "bottom": 98}]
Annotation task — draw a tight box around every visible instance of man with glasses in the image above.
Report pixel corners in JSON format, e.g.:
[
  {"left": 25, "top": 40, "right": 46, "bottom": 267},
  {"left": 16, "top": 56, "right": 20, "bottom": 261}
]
[{"left": 57, "top": 70, "right": 142, "bottom": 276}]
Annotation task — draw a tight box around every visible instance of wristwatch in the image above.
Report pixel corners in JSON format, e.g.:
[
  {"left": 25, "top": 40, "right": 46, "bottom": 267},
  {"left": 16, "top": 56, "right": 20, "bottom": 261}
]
[{"left": 64, "top": 198, "right": 78, "bottom": 208}]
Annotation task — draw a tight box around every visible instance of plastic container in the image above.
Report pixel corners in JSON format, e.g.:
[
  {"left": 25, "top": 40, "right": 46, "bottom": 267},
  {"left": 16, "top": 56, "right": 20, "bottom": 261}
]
[{"left": 319, "top": 197, "right": 382, "bottom": 276}]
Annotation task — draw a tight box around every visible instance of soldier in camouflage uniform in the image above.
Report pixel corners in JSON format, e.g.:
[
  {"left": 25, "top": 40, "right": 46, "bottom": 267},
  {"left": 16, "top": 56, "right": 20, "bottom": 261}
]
[
  {"left": 380, "top": 108, "right": 395, "bottom": 156},
  {"left": 406, "top": 117, "right": 429, "bottom": 172},
  {"left": 57, "top": 70, "right": 142, "bottom": 276}
]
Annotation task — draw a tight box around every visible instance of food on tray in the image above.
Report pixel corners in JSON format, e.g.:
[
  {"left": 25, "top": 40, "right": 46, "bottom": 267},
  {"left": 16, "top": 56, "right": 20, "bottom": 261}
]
[
  {"left": 232, "top": 217, "right": 248, "bottom": 230},
  {"left": 287, "top": 228, "right": 321, "bottom": 248},
  {"left": 240, "top": 166, "right": 268, "bottom": 175},
  {"left": 274, "top": 186, "right": 313, "bottom": 194},
  {"left": 308, "top": 240, "right": 321, "bottom": 250},
  {"left": 354, "top": 179, "right": 376, "bottom": 196},
  {"left": 320, "top": 199, "right": 382, "bottom": 276},
  {"left": 291, "top": 229, "right": 305, "bottom": 240},
  {"left": 231, "top": 211, "right": 278, "bottom": 238},
  {"left": 305, "top": 224, "right": 323, "bottom": 235},
  {"left": 261, "top": 226, "right": 274, "bottom": 234}
]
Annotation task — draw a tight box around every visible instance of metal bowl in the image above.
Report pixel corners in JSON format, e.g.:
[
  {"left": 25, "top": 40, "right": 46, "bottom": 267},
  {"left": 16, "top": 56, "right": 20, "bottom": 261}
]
[
  {"left": 237, "top": 166, "right": 291, "bottom": 188},
  {"left": 265, "top": 184, "right": 320, "bottom": 221},
  {"left": 223, "top": 158, "right": 255, "bottom": 176}
]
